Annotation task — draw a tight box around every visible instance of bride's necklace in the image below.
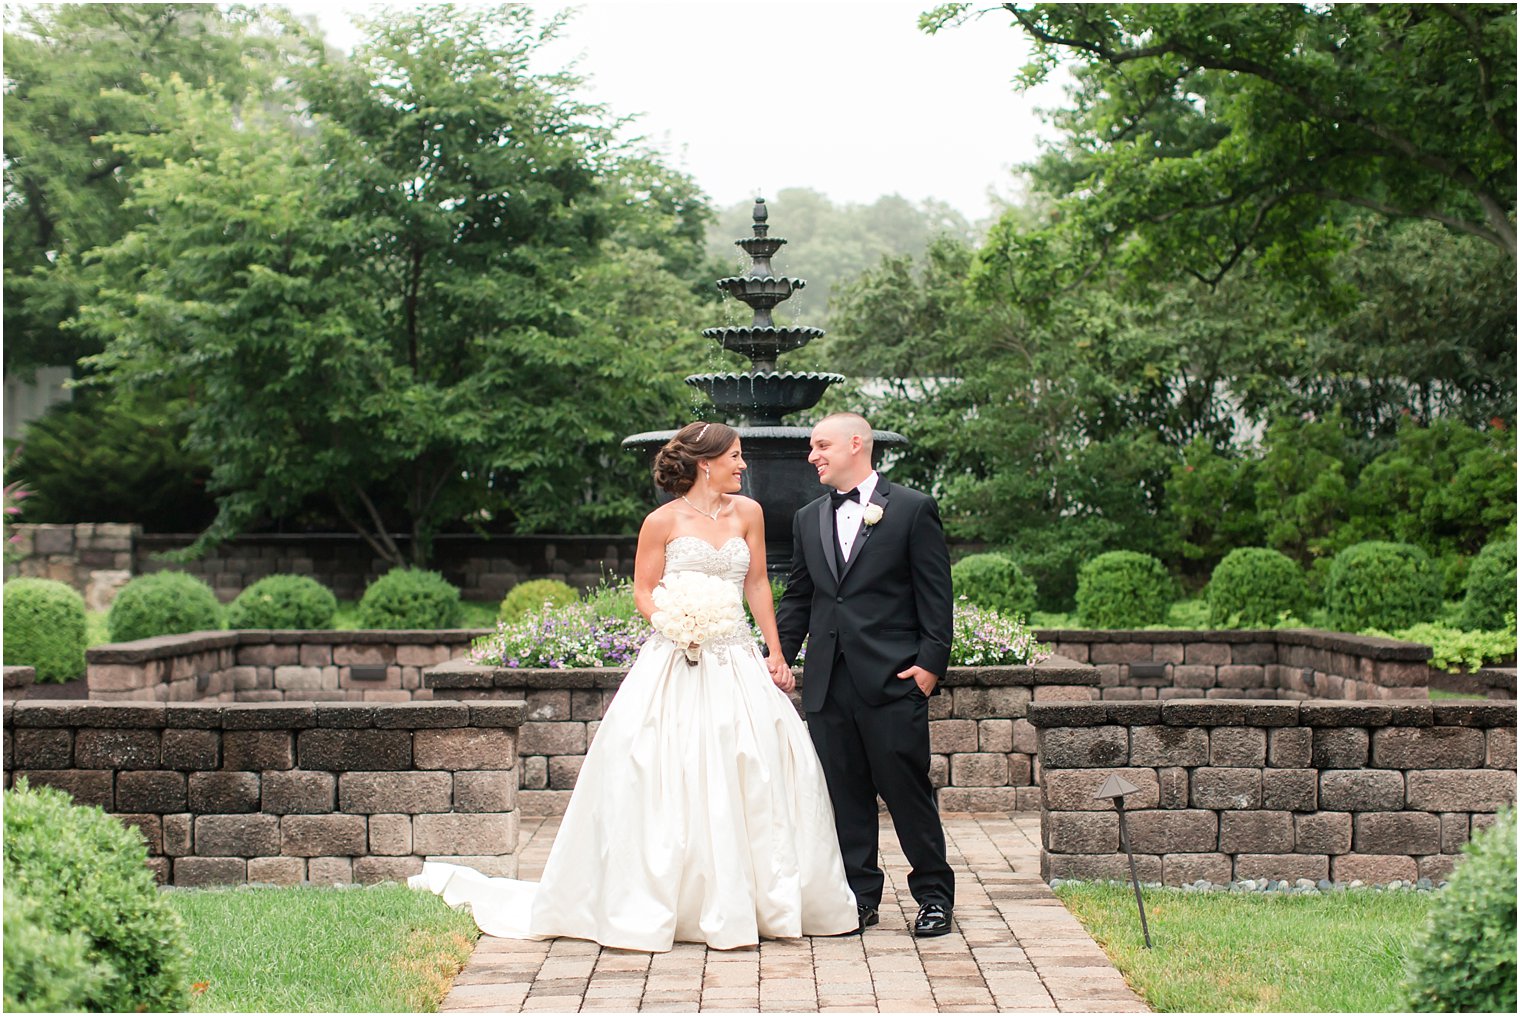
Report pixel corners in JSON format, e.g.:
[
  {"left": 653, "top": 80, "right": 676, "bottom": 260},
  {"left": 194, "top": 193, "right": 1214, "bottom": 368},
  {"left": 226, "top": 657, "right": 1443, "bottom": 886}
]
[{"left": 681, "top": 494, "right": 724, "bottom": 521}]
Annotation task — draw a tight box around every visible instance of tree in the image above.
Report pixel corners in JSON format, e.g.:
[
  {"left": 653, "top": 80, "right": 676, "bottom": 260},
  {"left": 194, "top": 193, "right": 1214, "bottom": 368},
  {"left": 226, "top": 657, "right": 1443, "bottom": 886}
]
[
  {"left": 76, "top": 6, "right": 713, "bottom": 566},
  {"left": 830, "top": 211, "right": 1514, "bottom": 604},
  {"left": 926, "top": 3, "right": 1516, "bottom": 291},
  {"left": 3, "top": 3, "right": 312, "bottom": 376}
]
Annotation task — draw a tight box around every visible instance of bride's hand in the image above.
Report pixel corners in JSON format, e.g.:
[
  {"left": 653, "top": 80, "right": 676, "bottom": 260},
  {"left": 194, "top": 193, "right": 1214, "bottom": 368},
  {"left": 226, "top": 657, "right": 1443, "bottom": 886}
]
[{"left": 768, "top": 655, "right": 796, "bottom": 693}]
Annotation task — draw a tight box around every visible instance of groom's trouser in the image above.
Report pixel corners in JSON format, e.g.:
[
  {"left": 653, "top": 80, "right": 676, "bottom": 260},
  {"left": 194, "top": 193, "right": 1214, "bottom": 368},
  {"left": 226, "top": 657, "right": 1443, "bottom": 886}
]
[{"left": 807, "top": 653, "right": 954, "bottom": 910}]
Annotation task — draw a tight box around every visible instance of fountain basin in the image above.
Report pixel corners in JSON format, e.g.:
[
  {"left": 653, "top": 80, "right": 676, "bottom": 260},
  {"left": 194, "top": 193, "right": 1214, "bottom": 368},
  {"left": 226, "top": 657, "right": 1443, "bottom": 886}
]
[
  {"left": 685, "top": 372, "right": 844, "bottom": 426},
  {"left": 700, "top": 326, "right": 824, "bottom": 371},
  {"left": 716, "top": 275, "right": 804, "bottom": 311}
]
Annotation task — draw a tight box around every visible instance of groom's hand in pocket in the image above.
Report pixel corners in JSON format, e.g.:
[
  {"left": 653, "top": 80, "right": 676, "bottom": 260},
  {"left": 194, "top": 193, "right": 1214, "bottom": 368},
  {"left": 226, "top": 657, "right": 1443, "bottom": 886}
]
[{"left": 897, "top": 665, "right": 939, "bottom": 696}]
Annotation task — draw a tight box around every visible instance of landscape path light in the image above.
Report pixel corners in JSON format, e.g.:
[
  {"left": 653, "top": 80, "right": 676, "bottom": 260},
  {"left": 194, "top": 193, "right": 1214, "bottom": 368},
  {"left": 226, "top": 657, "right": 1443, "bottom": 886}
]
[{"left": 1093, "top": 772, "right": 1152, "bottom": 948}]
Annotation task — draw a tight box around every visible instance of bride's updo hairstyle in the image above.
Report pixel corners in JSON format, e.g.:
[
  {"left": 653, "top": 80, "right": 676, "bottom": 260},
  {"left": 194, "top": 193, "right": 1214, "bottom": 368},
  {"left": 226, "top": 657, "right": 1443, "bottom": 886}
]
[{"left": 653, "top": 421, "right": 740, "bottom": 495}]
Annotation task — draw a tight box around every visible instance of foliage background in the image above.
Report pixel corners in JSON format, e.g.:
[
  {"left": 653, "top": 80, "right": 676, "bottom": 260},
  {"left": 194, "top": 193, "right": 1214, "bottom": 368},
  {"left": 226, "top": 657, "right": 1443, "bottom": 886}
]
[{"left": 4, "top": 3, "right": 1514, "bottom": 604}]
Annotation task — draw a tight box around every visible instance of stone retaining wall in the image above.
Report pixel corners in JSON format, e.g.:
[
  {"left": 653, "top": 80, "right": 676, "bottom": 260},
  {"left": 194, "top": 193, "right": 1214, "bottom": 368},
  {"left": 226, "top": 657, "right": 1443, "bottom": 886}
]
[
  {"left": 3, "top": 666, "right": 37, "bottom": 702},
  {"left": 5, "top": 523, "right": 136, "bottom": 611},
  {"left": 1031, "top": 698, "right": 1516, "bottom": 886},
  {"left": 425, "top": 656, "right": 1101, "bottom": 815},
  {"left": 2, "top": 699, "right": 523, "bottom": 886},
  {"left": 86, "top": 631, "right": 487, "bottom": 703},
  {"left": 1041, "top": 629, "right": 1440, "bottom": 701},
  {"left": 6, "top": 524, "right": 640, "bottom": 603},
  {"left": 1428, "top": 665, "right": 1516, "bottom": 700}
]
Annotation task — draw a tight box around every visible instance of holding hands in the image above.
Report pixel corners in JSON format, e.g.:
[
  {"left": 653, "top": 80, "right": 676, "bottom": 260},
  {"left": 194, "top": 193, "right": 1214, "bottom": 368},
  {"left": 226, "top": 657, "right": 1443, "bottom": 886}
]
[{"left": 767, "top": 653, "right": 796, "bottom": 693}]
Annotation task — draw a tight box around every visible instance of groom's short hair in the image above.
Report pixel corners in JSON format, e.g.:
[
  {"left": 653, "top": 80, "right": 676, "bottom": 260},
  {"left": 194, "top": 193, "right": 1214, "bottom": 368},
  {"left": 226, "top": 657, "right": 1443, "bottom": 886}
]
[{"left": 819, "top": 412, "right": 874, "bottom": 457}]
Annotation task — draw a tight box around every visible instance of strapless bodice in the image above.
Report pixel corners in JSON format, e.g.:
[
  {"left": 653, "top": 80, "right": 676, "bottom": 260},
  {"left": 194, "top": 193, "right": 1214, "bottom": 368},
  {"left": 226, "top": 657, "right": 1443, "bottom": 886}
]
[{"left": 663, "top": 535, "right": 750, "bottom": 589}]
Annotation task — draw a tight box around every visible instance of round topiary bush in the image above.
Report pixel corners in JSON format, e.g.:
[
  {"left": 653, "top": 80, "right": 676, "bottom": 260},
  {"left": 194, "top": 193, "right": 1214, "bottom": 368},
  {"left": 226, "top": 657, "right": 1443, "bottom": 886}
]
[
  {"left": 226, "top": 574, "right": 338, "bottom": 630},
  {"left": 3, "top": 779, "right": 190, "bottom": 1013},
  {"left": 1075, "top": 551, "right": 1172, "bottom": 629},
  {"left": 1404, "top": 808, "right": 1516, "bottom": 1013},
  {"left": 499, "top": 578, "right": 578, "bottom": 623},
  {"left": 1323, "top": 541, "right": 1442, "bottom": 632},
  {"left": 1459, "top": 539, "right": 1517, "bottom": 631},
  {"left": 358, "top": 567, "right": 462, "bottom": 629},
  {"left": 1206, "top": 547, "right": 1310, "bottom": 628},
  {"left": 3, "top": 886, "right": 110, "bottom": 1013},
  {"left": 951, "top": 553, "right": 1038, "bottom": 619},
  {"left": 2, "top": 578, "right": 87, "bottom": 682},
  {"left": 106, "top": 571, "right": 221, "bottom": 643}
]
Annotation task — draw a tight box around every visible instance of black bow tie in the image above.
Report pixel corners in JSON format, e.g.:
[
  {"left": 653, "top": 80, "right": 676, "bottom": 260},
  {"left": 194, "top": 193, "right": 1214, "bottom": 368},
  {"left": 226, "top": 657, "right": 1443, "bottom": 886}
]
[{"left": 830, "top": 487, "right": 861, "bottom": 509}]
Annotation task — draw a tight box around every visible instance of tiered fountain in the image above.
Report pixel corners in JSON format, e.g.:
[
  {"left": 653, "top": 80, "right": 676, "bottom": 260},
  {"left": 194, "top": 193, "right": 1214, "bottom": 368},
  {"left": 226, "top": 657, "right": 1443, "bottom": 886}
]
[{"left": 624, "top": 197, "right": 904, "bottom": 572}]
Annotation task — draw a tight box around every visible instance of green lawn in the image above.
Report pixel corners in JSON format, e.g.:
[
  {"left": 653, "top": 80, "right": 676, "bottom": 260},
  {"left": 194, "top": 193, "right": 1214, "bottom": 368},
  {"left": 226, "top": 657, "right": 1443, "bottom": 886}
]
[
  {"left": 169, "top": 884, "right": 478, "bottom": 1013},
  {"left": 1056, "top": 883, "right": 1435, "bottom": 1013},
  {"left": 1428, "top": 687, "right": 1488, "bottom": 701}
]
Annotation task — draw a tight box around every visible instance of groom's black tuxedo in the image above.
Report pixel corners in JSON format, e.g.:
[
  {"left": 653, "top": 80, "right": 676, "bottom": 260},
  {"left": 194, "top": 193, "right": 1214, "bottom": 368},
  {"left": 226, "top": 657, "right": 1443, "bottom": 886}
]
[{"left": 776, "top": 475, "right": 955, "bottom": 912}]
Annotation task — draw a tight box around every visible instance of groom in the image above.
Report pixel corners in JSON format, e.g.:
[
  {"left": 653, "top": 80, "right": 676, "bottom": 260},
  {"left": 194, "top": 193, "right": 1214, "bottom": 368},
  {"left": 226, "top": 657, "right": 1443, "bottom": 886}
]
[{"left": 774, "top": 412, "right": 956, "bottom": 937}]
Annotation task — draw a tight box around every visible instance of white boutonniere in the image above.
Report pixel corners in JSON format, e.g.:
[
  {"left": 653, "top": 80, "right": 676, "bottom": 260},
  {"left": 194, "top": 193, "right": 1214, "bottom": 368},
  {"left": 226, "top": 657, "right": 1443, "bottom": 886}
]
[{"left": 862, "top": 503, "right": 885, "bottom": 527}]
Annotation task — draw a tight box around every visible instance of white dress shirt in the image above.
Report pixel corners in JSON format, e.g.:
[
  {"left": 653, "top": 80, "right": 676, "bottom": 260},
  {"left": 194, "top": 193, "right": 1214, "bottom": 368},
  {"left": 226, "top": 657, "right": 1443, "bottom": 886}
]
[{"left": 834, "top": 471, "right": 880, "bottom": 562}]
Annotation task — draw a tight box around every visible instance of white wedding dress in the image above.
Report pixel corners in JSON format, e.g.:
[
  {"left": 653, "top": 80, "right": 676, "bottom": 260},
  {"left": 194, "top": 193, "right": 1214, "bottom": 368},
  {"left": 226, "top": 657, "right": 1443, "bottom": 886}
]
[{"left": 410, "top": 536, "right": 859, "bottom": 951}]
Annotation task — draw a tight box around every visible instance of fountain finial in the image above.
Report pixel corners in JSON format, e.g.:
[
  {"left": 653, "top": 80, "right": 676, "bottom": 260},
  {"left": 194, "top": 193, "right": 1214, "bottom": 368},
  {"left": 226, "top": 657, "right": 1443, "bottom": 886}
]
[{"left": 752, "top": 197, "right": 769, "bottom": 236}]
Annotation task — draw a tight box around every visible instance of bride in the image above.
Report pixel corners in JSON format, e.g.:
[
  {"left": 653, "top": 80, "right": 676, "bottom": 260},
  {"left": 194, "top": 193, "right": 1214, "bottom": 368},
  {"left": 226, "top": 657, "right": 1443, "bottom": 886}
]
[{"left": 411, "top": 421, "right": 859, "bottom": 950}]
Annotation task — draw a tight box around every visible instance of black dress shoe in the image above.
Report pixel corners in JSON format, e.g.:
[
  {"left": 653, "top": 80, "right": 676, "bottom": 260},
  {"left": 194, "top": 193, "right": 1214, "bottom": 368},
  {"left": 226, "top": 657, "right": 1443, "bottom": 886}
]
[
  {"left": 856, "top": 904, "right": 879, "bottom": 933},
  {"left": 913, "top": 903, "right": 952, "bottom": 937}
]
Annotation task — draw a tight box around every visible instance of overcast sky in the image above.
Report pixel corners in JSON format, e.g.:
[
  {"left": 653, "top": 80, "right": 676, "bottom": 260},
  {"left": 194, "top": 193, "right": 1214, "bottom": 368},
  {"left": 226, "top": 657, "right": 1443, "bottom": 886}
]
[{"left": 283, "top": 0, "right": 1068, "bottom": 221}]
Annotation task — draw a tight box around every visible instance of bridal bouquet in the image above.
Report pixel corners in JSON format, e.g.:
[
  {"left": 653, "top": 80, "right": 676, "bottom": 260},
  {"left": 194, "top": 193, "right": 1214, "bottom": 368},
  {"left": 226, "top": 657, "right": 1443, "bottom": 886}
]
[{"left": 650, "top": 570, "right": 744, "bottom": 665}]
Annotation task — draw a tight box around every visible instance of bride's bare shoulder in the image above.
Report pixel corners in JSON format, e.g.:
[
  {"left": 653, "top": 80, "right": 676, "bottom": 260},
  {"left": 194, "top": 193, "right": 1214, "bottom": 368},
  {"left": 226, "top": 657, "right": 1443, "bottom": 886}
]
[
  {"left": 729, "top": 494, "right": 763, "bottom": 519},
  {"left": 639, "top": 503, "right": 679, "bottom": 539}
]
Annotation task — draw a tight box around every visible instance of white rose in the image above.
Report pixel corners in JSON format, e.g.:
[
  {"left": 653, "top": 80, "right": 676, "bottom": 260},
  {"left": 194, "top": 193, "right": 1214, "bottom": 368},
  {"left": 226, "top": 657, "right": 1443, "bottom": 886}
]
[{"left": 862, "top": 503, "right": 885, "bottom": 526}]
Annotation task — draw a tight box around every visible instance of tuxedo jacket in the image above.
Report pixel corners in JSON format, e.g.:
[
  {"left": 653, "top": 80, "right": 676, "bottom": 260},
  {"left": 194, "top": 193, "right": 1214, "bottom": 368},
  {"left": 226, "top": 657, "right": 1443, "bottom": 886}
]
[{"left": 776, "top": 477, "right": 954, "bottom": 714}]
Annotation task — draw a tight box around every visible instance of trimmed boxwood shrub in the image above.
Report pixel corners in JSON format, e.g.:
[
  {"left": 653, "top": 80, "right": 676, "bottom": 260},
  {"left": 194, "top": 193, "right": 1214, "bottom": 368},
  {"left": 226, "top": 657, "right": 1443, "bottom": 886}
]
[
  {"left": 951, "top": 553, "right": 1038, "bottom": 619},
  {"left": 1206, "top": 547, "right": 1309, "bottom": 628},
  {"left": 226, "top": 573, "right": 338, "bottom": 630},
  {"left": 1323, "top": 541, "right": 1442, "bottom": 632},
  {"left": 3, "top": 779, "right": 190, "bottom": 1013},
  {"left": 1404, "top": 808, "right": 1516, "bottom": 1013},
  {"left": 1075, "top": 551, "right": 1172, "bottom": 628},
  {"left": 499, "top": 578, "right": 578, "bottom": 623},
  {"left": 358, "top": 567, "right": 462, "bottom": 629},
  {"left": 107, "top": 571, "right": 221, "bottom": 643},
  {"left": 1459, "top": 538, "right": 1517, "bottom": 631},
  {"left": 3, "top": 886, "right": 110, "bottom": 1013},
  {"left": 2, "top": 578, "right": 87, "bottom": 682}
]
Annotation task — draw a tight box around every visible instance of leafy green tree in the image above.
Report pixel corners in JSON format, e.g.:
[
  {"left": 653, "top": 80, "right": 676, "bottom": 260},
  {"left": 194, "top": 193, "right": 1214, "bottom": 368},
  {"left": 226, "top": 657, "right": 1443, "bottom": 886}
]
[
  {"left": 1167, "top": 438, "right": 1264, "bottom": 565},
  {"left": 1299, "top": 221, "right": 1516, "bottom": 430},
  {"left": 927, "top": 2, "right": 1516, "bottom": 294},
  {"left": 1345, "top": 419, "right": 1517, "bottom": 594},
  {"left": 6, "top": 392, "right": 215, "bottom": 531},
  {"left": 76, "top": 6, "right": 711, "bottom": 565},
  {"left": 3, "top": 2, "right": 312, "bottom": 375}
]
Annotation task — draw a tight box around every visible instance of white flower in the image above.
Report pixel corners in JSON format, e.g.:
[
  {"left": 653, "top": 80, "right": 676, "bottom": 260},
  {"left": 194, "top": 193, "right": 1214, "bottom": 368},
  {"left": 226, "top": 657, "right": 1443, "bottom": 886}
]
[
  {"left": 649, "top": 570, "right": 744, "bottom": 663},
  {"left": 862, "top": 503, "right": 885, "bottom": 526}
]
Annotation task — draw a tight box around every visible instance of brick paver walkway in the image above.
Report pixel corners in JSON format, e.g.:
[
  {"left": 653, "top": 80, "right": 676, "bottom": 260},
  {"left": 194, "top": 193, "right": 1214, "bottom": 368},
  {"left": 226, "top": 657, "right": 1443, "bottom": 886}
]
[{"left": 435, "top": 813, "right": 1147, "bottom": 1013}]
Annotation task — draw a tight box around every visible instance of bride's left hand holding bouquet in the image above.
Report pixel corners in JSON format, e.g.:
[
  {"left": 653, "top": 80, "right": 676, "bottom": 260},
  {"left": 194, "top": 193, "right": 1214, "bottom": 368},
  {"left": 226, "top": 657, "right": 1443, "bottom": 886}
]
[{"left": 650, "top": 571, "right": 744, "bottom": 665}]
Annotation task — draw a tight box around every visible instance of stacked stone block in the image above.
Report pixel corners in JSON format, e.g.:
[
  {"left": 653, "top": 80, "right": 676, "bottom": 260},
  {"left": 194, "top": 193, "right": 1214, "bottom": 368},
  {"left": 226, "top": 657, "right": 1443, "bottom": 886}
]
[
  {"left": 3, "top": 699, "right": 523, "bottom": 886},
  {"left": 5, "top": 523, "right": 135, "bottom": 610},
  {"left": 1032, "top": 698, "right": 1515, "bottom": 885},
  {"left": 8, "top": 525, "right": 642, "bottom": 602},
  {"left": 87, "top": 631, "right": 480, "bottom": 704},
  {"left": 3, "top": 666, "right": 37, "bottom": 702},
  {"left": 1042, "top": 630, "right": 1437, "bottom": 702},
  {"left": 136, "top": 532, "right": 640, "bottom": 603},
  {"left": 425, "top": 657, "right": 1100, "bottom": 814}
]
